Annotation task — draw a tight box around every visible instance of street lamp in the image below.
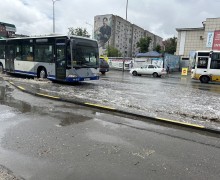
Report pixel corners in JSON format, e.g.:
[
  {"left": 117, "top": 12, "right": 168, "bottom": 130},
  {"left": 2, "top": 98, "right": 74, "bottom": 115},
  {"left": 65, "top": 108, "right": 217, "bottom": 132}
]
[{"left": 52, "top": 0, "right": 60, "bottom": 33}]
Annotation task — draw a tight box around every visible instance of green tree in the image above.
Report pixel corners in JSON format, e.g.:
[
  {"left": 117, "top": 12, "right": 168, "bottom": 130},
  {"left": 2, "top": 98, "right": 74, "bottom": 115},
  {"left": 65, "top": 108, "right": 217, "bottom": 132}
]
[
  {"left": 153, "top": 44, "right": 162, "bottom": 53},
  {"left": 106, "top": 46, "right": 122, "bottom": 57},
  {"left": 68, "top": 27, "right": 90, "bottom": 38},
  {"left": 163, "top": 36, "right": 177, "bottom": 54},
  {"left": 136, "top": 36, "right": 152, "bottom": 53}
]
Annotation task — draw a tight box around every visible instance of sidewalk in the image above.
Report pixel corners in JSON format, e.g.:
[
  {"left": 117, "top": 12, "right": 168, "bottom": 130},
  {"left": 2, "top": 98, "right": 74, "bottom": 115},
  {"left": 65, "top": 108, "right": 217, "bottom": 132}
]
[{"left": 167, "top": 71, "right": 191, "bottom": 79}]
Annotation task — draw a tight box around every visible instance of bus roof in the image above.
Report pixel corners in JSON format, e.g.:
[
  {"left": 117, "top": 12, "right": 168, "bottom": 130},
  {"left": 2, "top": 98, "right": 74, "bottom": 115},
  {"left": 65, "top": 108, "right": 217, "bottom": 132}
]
[{"left": 0, "top": 34, "right": 97, "bottom": 42}]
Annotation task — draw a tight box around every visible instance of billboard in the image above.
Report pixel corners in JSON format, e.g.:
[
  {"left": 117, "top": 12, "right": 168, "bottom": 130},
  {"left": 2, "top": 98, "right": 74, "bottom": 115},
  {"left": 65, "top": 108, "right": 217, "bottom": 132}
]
[
  {"left": 212, "top": 30, "right": 220, "bottom": 50},
  {"left": 206, "top": 32, "right": 214, "bottom": 48},
  {"left": 94, "top": 15, "right": 112, "bottom": 55}
]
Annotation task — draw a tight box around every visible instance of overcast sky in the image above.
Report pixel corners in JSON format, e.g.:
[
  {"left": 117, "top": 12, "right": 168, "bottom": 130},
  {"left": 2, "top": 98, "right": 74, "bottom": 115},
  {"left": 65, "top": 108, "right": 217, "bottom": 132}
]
[{"left": 1, "top": 0, "right": 220, "bottom": 39}]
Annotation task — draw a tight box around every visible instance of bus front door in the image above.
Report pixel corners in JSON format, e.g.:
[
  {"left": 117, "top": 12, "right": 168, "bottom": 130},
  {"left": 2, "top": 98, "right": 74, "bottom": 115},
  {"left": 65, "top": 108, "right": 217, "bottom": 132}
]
[
  {"left": 55, "top": 43, "right": 66, "bottom": 80},
  {"left": 5, "top": 45, "right": 15, "bottom": 72}
]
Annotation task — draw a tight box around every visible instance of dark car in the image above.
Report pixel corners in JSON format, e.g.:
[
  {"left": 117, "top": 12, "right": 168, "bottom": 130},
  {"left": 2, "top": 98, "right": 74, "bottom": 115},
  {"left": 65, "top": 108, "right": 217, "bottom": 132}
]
[{"left": 99, "top": 58, "right": 109, "bottom": 74}]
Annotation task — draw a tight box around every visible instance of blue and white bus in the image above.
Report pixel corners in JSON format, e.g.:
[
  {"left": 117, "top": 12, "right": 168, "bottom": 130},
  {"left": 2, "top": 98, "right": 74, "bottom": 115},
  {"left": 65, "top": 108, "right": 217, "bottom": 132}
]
[{"left": 0, "top": 35, "right": 99, "bottom": 82}]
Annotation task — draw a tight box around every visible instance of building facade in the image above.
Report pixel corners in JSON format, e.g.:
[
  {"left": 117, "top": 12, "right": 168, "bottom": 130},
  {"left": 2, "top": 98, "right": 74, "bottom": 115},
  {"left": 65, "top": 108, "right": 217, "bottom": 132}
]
[
  {"left": 94, "top": 14, "right": 163, "bottom": 57},
  {"left": 0, "top": 22, "right": 16, "bottom": 38},
  {"left": 176, "top": 18, "right": 220, "bottom": 62}
]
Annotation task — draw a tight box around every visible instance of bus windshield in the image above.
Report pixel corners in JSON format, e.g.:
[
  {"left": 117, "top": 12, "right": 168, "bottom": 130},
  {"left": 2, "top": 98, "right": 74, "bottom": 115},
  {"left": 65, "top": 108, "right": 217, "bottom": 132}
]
[{"left": 67, "top": 43, "right": 98, "bottom": 68}]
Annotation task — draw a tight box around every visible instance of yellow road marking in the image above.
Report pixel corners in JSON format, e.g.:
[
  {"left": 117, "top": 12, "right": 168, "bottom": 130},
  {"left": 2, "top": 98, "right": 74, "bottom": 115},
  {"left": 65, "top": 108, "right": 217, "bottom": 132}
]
[
  {"left": 85, "top": 102, "right": 116, "bottom": 110},
  {"left": 9, "top": 81, "right": 14, "bottom": 85},
  {"left": 36, "top": 93, "right": 60, "bottom": 99},
  {"left": 156, "top": 117, "right": 205, "bottom": 128},
  {"left": 17, "top": 86, "right": 25, "bottom": 90}
]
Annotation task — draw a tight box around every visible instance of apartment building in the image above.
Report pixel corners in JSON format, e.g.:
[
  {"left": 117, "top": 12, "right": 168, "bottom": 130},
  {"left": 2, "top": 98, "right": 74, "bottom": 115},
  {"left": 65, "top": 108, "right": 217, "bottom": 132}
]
[{"left": 94, "top": 14, "right": 163, "bottom": 57}]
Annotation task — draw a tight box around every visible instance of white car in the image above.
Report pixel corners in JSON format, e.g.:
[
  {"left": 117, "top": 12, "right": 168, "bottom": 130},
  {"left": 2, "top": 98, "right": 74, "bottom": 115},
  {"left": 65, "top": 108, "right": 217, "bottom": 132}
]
[{"left": 130, "top": 64, "right": 167, "bottom": 77}]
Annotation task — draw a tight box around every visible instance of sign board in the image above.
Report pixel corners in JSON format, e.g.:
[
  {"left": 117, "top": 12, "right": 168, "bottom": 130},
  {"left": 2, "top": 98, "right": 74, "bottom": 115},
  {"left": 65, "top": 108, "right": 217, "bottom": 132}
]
[
  {"left": 181, "top": 68, "right": 188, "bottom": 76},
  {"left": 212, "top": 30, "right": 220, "bottom": 50},
  {"left": 206, "top": 32, "right": 214, "bottom": 48}
]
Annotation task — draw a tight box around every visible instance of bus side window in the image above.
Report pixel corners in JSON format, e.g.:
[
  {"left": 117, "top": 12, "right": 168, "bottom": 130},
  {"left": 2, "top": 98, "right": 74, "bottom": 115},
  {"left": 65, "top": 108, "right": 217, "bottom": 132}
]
[
  {"left": 66, "top": 48, "right": 71, "bottom": 67},
  {"left": 197, "top": 57, "right": 208, "bottom": 69},
  {"left": 210, "top": 53, "right": 220, "bottom": 69},
  {"left": 0, "top": 45, "right": 5, "bottom": 59},
  {"left": 56, "top": 46, "right": 65, "bottom": 66},
  {"left": 15, "top": 46, "right": 22, "bottom": 60},
  {"left": 22, "top": 45, "right": 33, "bottom": 61},
  {"left": 27, "top": 52, "right": 33, "bottom": 61}
]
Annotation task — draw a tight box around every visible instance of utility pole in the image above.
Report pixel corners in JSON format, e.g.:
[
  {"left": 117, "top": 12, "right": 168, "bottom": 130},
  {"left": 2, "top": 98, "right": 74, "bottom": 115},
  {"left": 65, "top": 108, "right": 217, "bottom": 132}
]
[
  {"left": 126, "top": 0, "right": 128, "bottom": 20},
  {"left": 123, "top": 0, "right": 128, "bottom": 72},
  {"left": 52, "top": 0, "right": 60, "bottom": 33}
]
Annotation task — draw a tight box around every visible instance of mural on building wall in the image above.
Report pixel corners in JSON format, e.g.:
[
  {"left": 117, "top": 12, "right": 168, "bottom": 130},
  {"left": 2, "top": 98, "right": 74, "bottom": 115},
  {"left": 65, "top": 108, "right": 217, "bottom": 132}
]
[{"left": 94, "top": 15, "right": 112, "bottom": 55}]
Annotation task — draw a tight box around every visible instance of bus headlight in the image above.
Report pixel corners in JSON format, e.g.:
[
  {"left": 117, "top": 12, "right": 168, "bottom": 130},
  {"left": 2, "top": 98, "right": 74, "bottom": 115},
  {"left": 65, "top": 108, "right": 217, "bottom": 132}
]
[{"left": 68, "top": 74, "right": 78, "bottom": 78}]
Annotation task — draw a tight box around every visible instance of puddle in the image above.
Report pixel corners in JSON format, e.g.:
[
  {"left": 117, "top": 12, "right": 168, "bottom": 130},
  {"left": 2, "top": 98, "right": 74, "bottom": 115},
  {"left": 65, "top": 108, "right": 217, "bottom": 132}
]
[
  {"left": 58, "top": 113, "right": 91, "bottom": 126},
  {"left": 0, "top": 83, "right": 32, "bottom": 114}
]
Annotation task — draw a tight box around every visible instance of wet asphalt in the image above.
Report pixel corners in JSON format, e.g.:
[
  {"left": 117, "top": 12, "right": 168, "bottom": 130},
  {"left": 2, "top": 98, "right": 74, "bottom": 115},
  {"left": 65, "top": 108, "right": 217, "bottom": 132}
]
[
  {"left": 0, "top": 72, "right": 220, "bottom": 179},
  {"left": 2, "top": 70, "right": 220, "bottom": 131}
]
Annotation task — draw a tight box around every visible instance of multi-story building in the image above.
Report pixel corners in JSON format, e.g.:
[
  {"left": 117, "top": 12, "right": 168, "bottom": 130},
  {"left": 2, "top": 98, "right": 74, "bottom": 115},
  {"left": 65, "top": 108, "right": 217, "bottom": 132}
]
[
  {"left": 94, "top": 14, "right": 163, "bottom": 57},
  {"left": 176, "top": 17, "right": 220, "bottom": 61},
  {"left": 0, "top": 22, "right": 16, "bottom": 38}
]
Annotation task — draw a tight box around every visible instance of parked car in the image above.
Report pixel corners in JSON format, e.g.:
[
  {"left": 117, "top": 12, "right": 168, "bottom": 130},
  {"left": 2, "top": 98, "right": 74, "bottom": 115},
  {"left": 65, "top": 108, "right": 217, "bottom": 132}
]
[
  {"left": 130, "top": 64, "right": 167, "bottom": 77},
  {"left": 99, "top": 58, "right": 109, "bottom": 74}
]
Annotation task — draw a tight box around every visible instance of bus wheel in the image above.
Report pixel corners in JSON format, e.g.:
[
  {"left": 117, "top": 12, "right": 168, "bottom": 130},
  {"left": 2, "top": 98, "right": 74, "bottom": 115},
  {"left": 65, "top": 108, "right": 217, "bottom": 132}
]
[
  {"left": 38, "top": 68, "right": 47, "bottom": 79},
  {"left": 200, "top": 76, "right": 209, "bottom": 83}
]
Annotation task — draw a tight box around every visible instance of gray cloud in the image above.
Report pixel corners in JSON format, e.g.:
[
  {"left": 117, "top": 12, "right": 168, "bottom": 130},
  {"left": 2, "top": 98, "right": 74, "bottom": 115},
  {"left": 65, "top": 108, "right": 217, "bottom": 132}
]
[{"left": 2, "top": 0, "right": 220, "bottom": 39}]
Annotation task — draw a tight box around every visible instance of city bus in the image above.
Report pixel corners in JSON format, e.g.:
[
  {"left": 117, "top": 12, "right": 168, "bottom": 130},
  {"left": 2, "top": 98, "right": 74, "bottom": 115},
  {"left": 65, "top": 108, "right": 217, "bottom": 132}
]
[
  {"left": 0, "top": 35, "right": 99, "bottom": 82},
  {"left": 191, "top": 50, "right": 220, "bottom": 83}
]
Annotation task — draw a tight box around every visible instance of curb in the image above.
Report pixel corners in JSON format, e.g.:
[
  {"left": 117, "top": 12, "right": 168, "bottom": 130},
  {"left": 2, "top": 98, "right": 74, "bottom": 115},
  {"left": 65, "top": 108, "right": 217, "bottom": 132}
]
[{"left": 7, "top": 80, "right": 220, "bottom": 134}]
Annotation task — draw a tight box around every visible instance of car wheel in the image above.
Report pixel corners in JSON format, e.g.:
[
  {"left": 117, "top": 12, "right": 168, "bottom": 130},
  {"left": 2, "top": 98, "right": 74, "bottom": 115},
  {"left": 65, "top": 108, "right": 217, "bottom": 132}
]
[
  {"left": 153, "top": 72, "right": 158, "bottom": 78},
  {"left": 38, "top": 68, "right": 47, "bottom": 79},
  {"left": 132, "top": 71, "right": 138, "bottom": 76},
  {"left": 200, "top": 76, "right": 209, "bottom": 83},
  {"left": 101, "top": 71, "right": 106, "bottom": 75}
]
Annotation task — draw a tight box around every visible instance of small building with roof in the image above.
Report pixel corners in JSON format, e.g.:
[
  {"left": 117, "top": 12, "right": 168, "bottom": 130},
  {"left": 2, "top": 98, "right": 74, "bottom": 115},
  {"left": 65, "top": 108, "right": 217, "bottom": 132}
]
[{"left": 176, "top": 17, "right": 220, "bottom": 69}]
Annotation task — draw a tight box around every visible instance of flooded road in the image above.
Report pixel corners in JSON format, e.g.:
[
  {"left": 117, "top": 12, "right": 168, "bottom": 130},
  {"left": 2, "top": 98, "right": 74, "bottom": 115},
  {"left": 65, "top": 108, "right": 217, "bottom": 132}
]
[
  {"left": 2, "top": 70, "right": 220, "bottom": 130},
  {"left": 0, "top": 75, "right": 220, "bottom": 179}
]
